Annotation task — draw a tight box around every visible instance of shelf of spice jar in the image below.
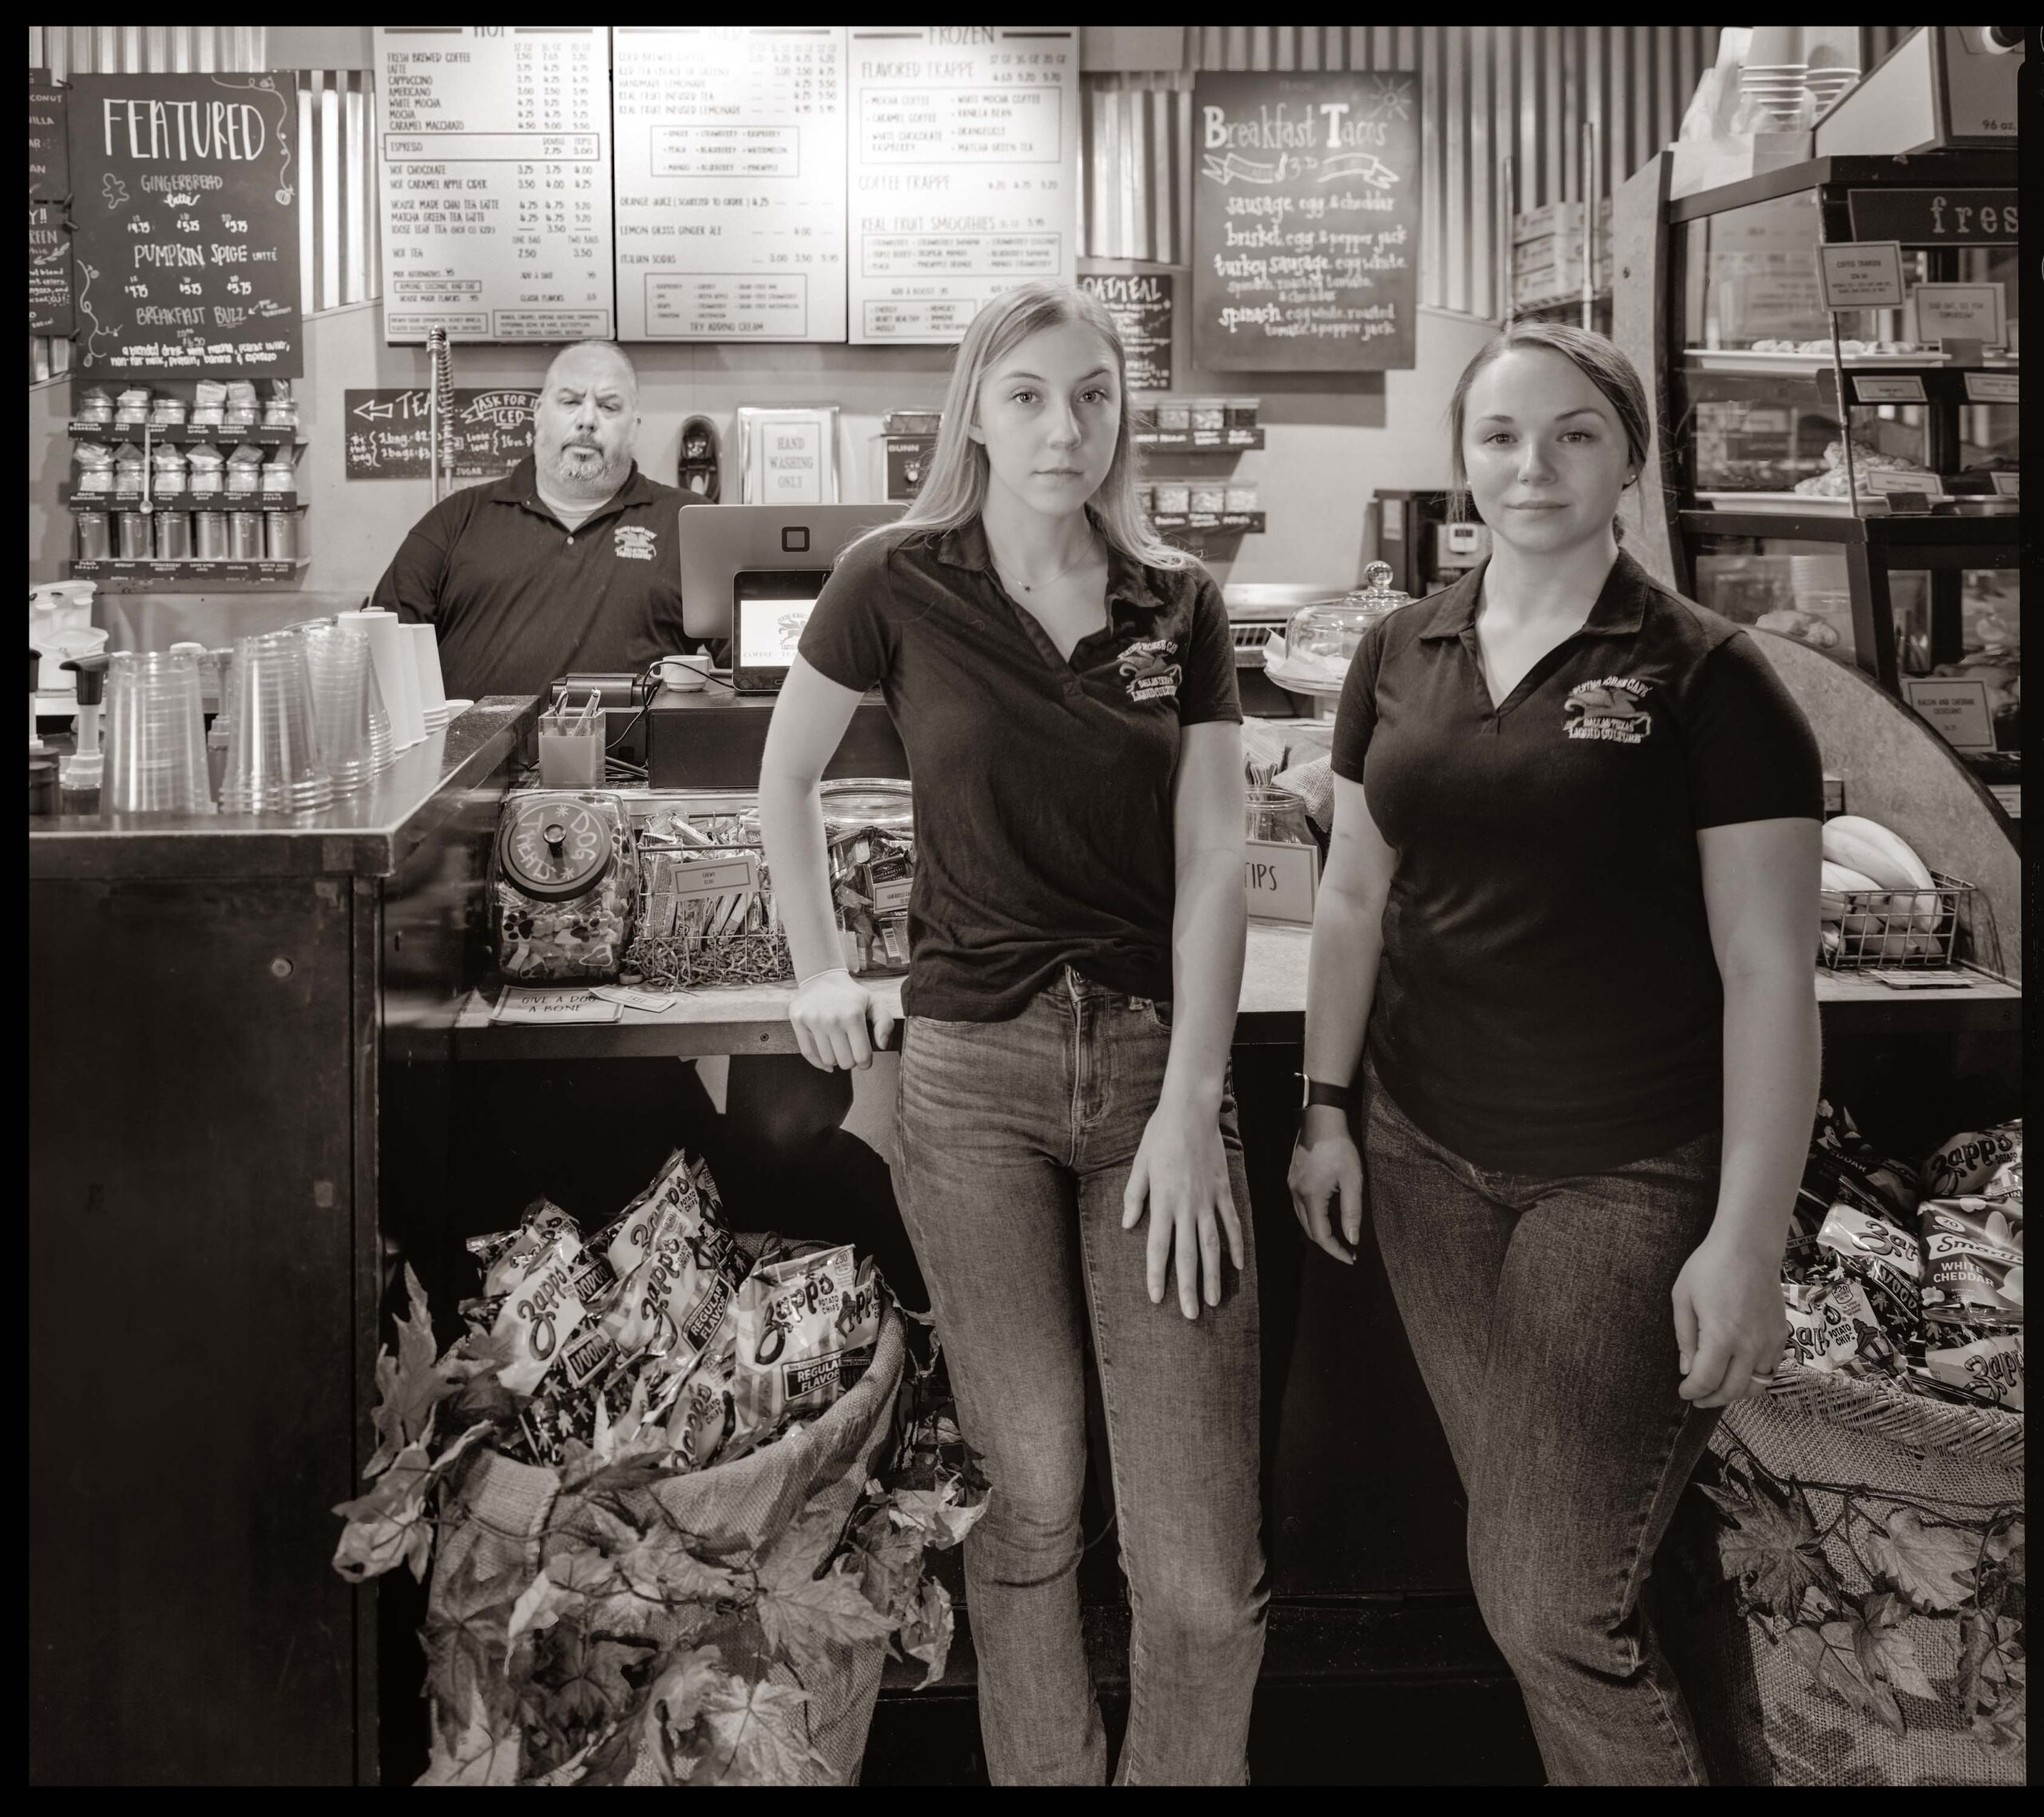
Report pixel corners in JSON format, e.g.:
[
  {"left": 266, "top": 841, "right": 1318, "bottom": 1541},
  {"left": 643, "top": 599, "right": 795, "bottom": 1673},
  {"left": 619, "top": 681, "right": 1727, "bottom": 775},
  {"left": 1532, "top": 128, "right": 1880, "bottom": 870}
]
[
  {"left": 1132, "top": 427, "right": 1266, "bottom": 453},
  {"left": 1154, "top": 513, "right": 1266, "bottom": 533},
  {"left": 64, "top": 489, "right": 303, "bottom": 511},
  {"left": 67, "top": 422, "right": 307, "bottom": 445},
  {"left": 62, "top": 557, "right": 312, "bottom": 592}
]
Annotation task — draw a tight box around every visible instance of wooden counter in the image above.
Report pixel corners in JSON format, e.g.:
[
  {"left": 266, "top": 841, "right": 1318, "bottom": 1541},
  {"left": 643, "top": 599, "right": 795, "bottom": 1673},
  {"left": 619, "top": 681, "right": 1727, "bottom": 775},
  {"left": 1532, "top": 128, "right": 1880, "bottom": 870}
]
[{"left": 446, "top": 921, "right": 2021, "bottom": 1060}]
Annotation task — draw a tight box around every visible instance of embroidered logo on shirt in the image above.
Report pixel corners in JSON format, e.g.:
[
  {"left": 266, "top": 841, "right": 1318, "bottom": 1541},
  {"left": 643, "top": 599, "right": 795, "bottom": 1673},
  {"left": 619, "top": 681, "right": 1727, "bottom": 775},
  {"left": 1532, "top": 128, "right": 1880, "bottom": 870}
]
[
  {"left": 1119, "top": 637, "right": 1182, "bottom": 703},
  {"left": 1563, "top": 676, "right": 1654, "bottom": 743},
  {"left": 613, "top": 525, "right": 657, "bottom": 562}
]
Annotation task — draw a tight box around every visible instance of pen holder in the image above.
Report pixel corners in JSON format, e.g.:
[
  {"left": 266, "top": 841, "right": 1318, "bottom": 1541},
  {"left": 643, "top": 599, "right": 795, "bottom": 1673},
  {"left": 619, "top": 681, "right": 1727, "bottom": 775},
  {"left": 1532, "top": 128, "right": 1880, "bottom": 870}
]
[{"left": 537, "top": 718, "right": 605, "bottom": 788}]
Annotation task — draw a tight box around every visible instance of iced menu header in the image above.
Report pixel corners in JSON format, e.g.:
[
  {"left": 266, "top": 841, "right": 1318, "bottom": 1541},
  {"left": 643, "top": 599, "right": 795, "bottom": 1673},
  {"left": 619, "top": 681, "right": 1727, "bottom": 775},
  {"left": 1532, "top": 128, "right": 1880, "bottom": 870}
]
[
  {"left": 343, "top": 387, "right": 537, "bottom": 481},
  {"left": 65, "top": 72, "right": 301, "bottom": 375},
  {"left": 1190, "top": 71, "right": 1420, "bottom": 372},
  {"left": 375, "top": 26, "right": 614, "bottom": 344}
]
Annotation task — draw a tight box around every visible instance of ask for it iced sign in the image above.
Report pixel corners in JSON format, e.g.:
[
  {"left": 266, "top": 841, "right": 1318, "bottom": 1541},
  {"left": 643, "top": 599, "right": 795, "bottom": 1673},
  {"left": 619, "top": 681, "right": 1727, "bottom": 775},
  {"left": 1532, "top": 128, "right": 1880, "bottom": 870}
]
[{"left": 1190, "top": 70, "right": 1420, "bottom": 373}]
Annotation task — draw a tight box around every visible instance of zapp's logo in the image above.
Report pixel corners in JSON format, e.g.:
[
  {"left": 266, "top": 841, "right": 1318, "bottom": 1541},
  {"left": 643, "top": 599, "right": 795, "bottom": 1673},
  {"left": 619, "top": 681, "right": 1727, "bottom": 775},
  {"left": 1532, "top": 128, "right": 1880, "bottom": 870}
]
[
  {"left": 1564, "top": 676, "right": 1653, "bottom": 743},
  {"left": 614, "top": 525, "right": 657, "bottom": 562},
  {"left": 1119, "top": 637, "right": 1181, "bottom": 703}
]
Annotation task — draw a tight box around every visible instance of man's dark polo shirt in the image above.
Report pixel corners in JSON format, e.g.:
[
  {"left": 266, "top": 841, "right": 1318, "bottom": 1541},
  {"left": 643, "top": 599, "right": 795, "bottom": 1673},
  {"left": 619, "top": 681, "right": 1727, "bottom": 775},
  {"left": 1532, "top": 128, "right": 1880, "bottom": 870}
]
[
  {"left": 370, "top": 457, "right": 700, "bottom": 699},
  {"left": 799, "top": 518, "right": 1242, "bottom": 1022},
  {"left": 1331, "top": 548, "right": 1822, "bottom": 1175}
]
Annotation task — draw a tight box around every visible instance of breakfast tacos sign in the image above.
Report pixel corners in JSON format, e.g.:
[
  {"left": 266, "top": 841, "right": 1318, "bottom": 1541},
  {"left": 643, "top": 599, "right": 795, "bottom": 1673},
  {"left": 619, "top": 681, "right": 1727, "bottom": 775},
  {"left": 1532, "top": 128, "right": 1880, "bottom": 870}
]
[{"left": 1190, "top": 70, "right": 1419, "bottom": 373}]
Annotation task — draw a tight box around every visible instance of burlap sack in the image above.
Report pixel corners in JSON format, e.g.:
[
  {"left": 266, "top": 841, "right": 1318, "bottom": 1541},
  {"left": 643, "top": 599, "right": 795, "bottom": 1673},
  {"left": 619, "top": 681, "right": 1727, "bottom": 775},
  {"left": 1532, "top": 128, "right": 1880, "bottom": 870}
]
[
  {"left": 430, "top": 1306, "right": 906, "bottom": 1784},
  {"left": 1662, "top": 1366, "right": 2023, "bottom": 1787}
]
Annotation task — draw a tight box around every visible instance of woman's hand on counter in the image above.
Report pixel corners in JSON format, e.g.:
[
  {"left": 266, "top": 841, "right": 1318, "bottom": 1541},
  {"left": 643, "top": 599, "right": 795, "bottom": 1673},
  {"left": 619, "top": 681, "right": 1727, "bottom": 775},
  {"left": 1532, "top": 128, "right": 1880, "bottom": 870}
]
[
  {"left": 1289, "top": 1107, "right": 1365, "bottom": 1265},
  {"left": 789, "top": 967, "right": 895, "bottom": 1071},
  {"left": 1123, "top": 1095, "right": 1244, "bottom": 1320}
]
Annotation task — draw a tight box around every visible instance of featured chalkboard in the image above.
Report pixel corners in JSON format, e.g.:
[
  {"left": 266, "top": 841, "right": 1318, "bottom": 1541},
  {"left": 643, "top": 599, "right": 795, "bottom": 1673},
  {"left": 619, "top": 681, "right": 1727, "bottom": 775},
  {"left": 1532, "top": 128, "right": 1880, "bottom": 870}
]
[
  {"left": 1079, "top": 271, "right": 1174, "bottom": 393},
  {"left": 66, "top": 72, "right": 301, "bottom": 377},
  {"left": 343, "top": 388, "right": 538, "bottom": 482},
  {"left": 1190, "top": 71, "right": 1420, "bottom": 372}
]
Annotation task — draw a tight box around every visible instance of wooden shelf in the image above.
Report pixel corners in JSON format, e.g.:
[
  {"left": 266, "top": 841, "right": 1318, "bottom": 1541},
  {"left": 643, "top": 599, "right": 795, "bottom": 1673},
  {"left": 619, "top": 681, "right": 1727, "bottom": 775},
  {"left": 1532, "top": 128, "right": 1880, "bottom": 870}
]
[
  {"left": 66, "top": 491, "right": 303, "bottom": 511},
  {"left": 67, "top": 422, "right": 305, "bottom": 447},
  {"left": 1155, "top": 511, "right": 1264, "bottom": 533},
  {"left": 64, "top": 557, "right": 312, "bottom": 592}
]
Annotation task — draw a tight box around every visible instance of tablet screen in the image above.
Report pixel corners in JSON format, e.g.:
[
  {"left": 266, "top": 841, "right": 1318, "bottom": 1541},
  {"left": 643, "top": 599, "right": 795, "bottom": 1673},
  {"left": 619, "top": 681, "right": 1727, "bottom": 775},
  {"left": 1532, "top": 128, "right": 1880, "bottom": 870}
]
[{"left": 736, "top": 594, "right": 818, "bottom": 672}]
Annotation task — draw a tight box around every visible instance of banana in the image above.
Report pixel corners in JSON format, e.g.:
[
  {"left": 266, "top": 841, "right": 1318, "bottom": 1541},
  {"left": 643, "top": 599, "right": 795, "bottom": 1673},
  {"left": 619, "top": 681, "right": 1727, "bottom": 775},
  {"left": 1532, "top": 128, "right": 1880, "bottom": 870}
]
[{"left": 1821, "top": 817, "right": 1939, "bottom": 930}]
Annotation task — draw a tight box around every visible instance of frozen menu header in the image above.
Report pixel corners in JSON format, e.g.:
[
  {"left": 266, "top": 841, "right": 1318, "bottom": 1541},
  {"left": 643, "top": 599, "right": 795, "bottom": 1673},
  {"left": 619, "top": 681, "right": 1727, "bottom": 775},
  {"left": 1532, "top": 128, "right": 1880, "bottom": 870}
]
[
  {"left": 612, "top": 27, "right": 848, "bottom": 342},
  {"left": 374, "top": 26, "right": 614, "bottom": 344},
  {"left": 846, "top": 26, "right": 1077, "bottom": 345}
]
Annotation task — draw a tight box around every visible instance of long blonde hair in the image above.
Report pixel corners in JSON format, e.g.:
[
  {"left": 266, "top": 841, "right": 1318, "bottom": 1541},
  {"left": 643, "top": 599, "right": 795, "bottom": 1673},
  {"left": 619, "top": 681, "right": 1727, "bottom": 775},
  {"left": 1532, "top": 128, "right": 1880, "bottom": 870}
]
[{"left": 850, "top": 281, "right": 1193, "bottom": 570}]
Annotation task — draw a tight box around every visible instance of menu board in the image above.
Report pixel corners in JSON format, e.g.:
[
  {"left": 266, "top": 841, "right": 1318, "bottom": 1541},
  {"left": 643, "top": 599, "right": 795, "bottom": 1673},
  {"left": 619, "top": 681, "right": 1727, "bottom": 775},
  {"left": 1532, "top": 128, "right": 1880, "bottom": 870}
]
[
  {"left": 847, "top": 25, "right": 1078, "bottom": 346},
  {"left": 1191, "top": 71, "right": 1420, "bottom": 372},
  {"left": 30, "top": 70, "right": 69, "bottom": 200},
  {"left": 375, "top": 26, "right": 613, "bottom": 344},
  {"left": 65, "top": 72, "right": 302, "bottom": 376},
  {"left": 612, "top": 27, "right": 848, "bottom": 342},
  {"left": 1079, "top": 271, "right": 1173, "bottom": 391},
  {"left": 343, "top": 387, "right": 537, "bottom": 481}
]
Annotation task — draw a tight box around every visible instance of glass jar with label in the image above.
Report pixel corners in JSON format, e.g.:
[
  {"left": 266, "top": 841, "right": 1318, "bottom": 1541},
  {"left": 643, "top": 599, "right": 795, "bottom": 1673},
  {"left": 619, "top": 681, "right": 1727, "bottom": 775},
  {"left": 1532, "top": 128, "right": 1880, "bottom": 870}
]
[
  {"left": 820, "top": 778, "right": 916, "bottom": 978},
  {"left": 1245, "top": 785, "right": 1312, "bottom": 845}
]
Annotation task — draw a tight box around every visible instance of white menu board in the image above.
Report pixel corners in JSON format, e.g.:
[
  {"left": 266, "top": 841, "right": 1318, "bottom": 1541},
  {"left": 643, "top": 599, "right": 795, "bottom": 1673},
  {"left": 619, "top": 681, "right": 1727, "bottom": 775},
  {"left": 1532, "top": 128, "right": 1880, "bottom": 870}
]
[
  {"left": 612, "top": 27, "right": 848, "bottom": 342},
  {"left": 374, "top": 25, "right": 614, "bottom": 343},
  {"left": 847, "top": 25, "right": 1078, "bottom": 346}
]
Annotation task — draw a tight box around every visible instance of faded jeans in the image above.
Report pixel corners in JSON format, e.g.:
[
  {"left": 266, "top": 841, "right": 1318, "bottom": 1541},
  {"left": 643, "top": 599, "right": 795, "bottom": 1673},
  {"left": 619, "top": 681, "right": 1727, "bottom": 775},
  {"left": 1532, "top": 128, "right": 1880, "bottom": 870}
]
[
  {"left": 1363, "top": 1061, "right": 1724, "bottom": 1787},
  {"left": 894, "top": 968, "right": 1266, "bottom": 1785}
]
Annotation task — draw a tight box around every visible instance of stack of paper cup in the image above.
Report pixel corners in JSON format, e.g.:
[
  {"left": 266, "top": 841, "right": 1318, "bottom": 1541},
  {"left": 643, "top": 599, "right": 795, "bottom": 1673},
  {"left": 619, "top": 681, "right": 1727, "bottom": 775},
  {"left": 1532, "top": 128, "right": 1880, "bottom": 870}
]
[
  {"left": 338, "top": 608, "right": 425, "bottom": 750},
  {"left": 406, "top": 623, "right": 450, "bottom": 732}
]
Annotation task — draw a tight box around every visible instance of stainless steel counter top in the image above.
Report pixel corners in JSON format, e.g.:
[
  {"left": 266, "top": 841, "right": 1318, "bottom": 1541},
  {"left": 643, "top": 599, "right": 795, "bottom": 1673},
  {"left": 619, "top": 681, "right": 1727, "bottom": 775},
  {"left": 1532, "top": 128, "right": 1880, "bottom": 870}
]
[{"left": 28, "top": 694, "right": 537, "bottom": 881}]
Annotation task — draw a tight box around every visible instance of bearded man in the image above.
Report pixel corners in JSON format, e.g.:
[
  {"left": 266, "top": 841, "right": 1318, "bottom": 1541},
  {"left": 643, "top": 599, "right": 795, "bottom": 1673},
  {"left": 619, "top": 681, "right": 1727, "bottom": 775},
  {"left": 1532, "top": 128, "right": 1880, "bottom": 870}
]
[{"left": 372, "top": 341, "right": 701, "bottom": 699}]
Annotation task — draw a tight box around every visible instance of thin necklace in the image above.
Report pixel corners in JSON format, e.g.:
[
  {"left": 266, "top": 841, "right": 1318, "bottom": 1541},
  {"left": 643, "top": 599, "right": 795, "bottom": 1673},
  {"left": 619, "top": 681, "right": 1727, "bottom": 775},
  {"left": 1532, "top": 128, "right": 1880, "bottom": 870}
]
[{"left": 992, "top": 530, "right": 1099, "bottom": 593}]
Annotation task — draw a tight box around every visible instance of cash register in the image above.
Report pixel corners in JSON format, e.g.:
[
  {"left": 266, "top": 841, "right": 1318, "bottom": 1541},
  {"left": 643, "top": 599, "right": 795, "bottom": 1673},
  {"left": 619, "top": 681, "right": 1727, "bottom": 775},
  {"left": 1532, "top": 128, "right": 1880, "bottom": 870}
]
[{"left": 552, "top": 502, "right": 908, "bottom": 788}]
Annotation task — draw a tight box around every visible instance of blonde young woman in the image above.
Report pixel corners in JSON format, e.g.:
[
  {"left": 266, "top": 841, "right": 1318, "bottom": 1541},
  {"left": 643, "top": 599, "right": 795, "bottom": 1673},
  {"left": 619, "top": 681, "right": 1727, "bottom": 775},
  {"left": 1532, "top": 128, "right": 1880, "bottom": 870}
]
[
  {"left": 756, "top": 283, "right": 1263, "bottom": 1786},
  {"left": 1290, "top": 323, "right": 1822, "bottom": 1784}
]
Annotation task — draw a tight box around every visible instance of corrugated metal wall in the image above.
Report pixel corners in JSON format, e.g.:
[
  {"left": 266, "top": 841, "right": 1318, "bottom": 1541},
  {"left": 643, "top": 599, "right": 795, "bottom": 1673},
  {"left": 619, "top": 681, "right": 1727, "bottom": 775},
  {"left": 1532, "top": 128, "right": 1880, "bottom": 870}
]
[
  {"left": 1080, "top": 25, "right": 1721, "bottom": 319},
  {"left": 29, "top": 29, "right": 379, "bottom": 380}
]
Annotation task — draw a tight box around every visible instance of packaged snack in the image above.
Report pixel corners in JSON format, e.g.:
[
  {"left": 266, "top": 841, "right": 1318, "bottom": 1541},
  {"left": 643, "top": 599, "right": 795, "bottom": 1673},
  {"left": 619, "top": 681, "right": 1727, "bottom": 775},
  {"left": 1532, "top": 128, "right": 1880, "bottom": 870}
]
[
  {"left": 664, "top": 1319, "right": 739, "bottom": 1472},
  {"left": 1981, "top": 1157, "right": 2023, "bottom": 1204},
  {"left": 1922, "top": 1122, "right": 2022, "bottom": 1199},
  {"left": 1921, "top": 1328, "right": 2023, "bottom": 1411},
  {"left": 730, "top": 1242, "right": 862, "bottom": 1454},
  {"left": 1808, "top": 1099, "right": 1921, "bottom": 1219},
  {"left": 489, "top": 1228, "right": 592, "bottom": 1395},
  {"left": 467, "top": 1198, "right": 580, "bottom": 1297},
  {"left": 1816, "top": 1201, "right": 1923, "bottom": 1333},
  {"left": 1783, "top": 1276, "right": 1897, "bottom": 1376},
  {"left": 1919, "top": 1197, "right": 2024, "bottom": 1326},
  {"left": 598, "top": 1152, "right": 747, "bottom": 1375}
]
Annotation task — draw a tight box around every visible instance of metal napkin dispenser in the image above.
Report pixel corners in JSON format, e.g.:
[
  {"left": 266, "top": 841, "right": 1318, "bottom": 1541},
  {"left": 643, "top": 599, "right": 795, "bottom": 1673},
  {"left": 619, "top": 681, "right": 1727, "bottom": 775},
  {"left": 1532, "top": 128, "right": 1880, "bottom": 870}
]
[{"left": 491, "top": 790, "right": 636, "bottom": 982}]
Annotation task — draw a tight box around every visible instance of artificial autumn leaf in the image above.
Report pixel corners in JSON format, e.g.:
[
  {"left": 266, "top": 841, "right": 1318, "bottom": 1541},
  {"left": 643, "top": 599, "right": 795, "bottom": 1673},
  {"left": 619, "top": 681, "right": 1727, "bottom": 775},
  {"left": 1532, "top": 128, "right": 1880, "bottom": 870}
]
[
  {"left": 888, "top": 1482, "right": 988, "bottom": 1550},
  {"left": 641, "top": 1644, "right": 735, "bottom": 1782},
  {"left": 366, "top": 1263, "right": 458, "bottom": 1478},
  {"left": 613, "top": 1531, "right": 741, "bottom": 1609},
  {"left": 536, "top": 1626, "right": 648, "bottom": 1736},
  {"left": 1702, "top": 1477, "right": 1835, "bottom": 1620},
  {"left": 1955, "top": 1609, "right": 2022, "bottom": 1716},
  {"left": 545, "top": 1542, "right": 620, "bottom": 1597},
  {"left": 416, "top": 1683, "right": 521, "bottom": 1786},
  {"left": 332, "top": 1421, "right": 493, "bottom": 1584},
  {"left": 1852, "top": 1593, "right": 1937, "bottom": 1701},
  {"left": 694, "top": 1673, "right": 824, "bottom": 1786},
  {"left": 508, "top": 1570, "right": 582, "bottom": 1649},
  {"left": 850, "top": 1505, "right": 925, "bottom": 1627},
  {"left": 1971, "top": 1701, "right": 2026, "bottom": 1755},
  {"left": 1983, "top": 1518, "right": 2025, "bottom": 1587},
  {"left": 755, "top": 1557, "right": 898, "bottom": 1676},
  {"left": 1868, "top": 1510, "right": 1979, "bottom": 1612},
  {"left": 1785, "top": 1620, "right": 1906, "bottom": 1737},
  {"left": 898, "top": 1574, "right": 955, "bottom": 1688},
  {"left": 422, "top": 1553, "right": 519, "bottom": 1746}
]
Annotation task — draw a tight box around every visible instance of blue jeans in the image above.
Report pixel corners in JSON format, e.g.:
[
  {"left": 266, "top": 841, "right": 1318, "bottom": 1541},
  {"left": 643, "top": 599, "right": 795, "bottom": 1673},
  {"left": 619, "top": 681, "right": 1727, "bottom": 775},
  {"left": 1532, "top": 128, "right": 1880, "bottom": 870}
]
[
  {"left": 894, "top": 968, "right": 1266, "bottom": 1785},
  {"left": 1362, "top": 1062, "right": 1724, "bottom": 1787}
]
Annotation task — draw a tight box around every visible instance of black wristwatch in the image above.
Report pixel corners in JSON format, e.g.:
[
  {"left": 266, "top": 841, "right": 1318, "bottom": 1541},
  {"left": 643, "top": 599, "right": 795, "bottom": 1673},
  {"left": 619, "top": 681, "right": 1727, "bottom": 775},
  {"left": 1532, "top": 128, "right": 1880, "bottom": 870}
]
[{"left": 1300, "top": 1077, "right": 1358, "bottom": 1114}]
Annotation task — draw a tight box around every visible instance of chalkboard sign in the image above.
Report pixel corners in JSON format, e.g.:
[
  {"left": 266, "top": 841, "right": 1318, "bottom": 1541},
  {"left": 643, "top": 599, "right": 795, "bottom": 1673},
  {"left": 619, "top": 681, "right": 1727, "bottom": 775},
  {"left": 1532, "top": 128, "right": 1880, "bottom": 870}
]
[
  {"left": 1079, "top": 271, "right": 1174, "bottom": 393},
  {"left": 343, "top": 388, "right": 538, "bottom": 481},
  {"left": 1190, "top": 71, "right": 1420, "bottom": 372},
  {"left": 66, "top": 72, "right": 302, "bottom": 377},
  {"left": 30, "top": 71, "right": 69, "bottom": 200},
  {"left": 30, "top": 204, "right": 73, "bottom": 336}
]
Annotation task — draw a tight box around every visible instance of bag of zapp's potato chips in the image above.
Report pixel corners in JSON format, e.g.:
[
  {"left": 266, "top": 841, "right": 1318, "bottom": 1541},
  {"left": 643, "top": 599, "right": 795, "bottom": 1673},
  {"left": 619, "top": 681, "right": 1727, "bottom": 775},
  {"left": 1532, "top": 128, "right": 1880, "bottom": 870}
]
[
  {"left": 598, "top": 1150, "right": 747, "bottom": 1376},
  {"left": 1921, "top": 1121, "right": 2022, "bottom": 1201},
  {"left": 727, "top": 1243, "right": 883, "bottom": 1461},
  {"left": 1782, "top": 1275, "right": 1898, "bottom": 1377}
]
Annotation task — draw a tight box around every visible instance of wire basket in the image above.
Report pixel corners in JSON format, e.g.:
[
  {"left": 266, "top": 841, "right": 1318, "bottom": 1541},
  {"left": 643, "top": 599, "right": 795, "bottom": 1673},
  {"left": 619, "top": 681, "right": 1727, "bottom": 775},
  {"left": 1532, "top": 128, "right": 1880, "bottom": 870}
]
[
  {"left": 1819, "top": 870, "right": 1974, "bottom": 971},
  {"left": 622, "top": 835, "right": 794, "bottom": 989}
]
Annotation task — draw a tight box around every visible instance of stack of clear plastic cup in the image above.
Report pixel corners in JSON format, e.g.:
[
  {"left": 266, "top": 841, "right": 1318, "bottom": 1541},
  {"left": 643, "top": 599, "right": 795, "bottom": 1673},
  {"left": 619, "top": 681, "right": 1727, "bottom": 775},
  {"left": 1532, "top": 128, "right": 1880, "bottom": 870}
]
[
  {"left": 303, "top": 622, "right": 386, "bottom": 794},
  {"left": 105, "top": 649, "right": 214, "bottom": 814},
  {"left": 331, "top": 620, "right": 396, "bottom": 776},
  {"left": 220, "top": 627, "right": 335, "bottom": 813}
]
